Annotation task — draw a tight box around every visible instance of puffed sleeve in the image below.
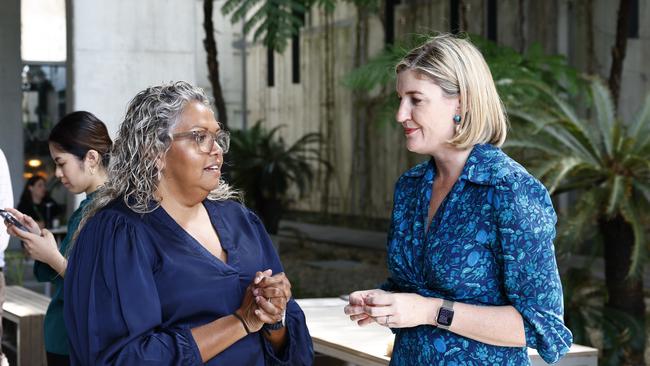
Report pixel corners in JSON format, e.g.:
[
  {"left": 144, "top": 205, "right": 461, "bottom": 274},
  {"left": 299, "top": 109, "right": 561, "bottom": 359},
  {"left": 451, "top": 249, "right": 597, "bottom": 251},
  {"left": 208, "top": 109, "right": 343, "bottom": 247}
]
[
  {"left": 494, "top": 172, "right": 573, "bottom": 364},
  {"left": 247, "top": 210, "right": 314, "bottom": 365},
  {"left": 64, "top": 211, "right": 202, "bottom": 365}
]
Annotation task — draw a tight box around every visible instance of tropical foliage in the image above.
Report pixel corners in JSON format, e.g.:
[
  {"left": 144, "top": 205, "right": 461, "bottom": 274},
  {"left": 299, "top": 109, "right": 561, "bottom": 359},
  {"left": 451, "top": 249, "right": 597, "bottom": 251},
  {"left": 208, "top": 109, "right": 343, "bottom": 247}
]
[
  {"left": 228, "top": 121, "right": 329, "bottom": 234},
  {"left": 343, "top": 33, "right": 586, "bottom": 127},
  {"left": 506, "top": 78, "right": 650, "bottom": 365},
  {"left": 506, "top": 79, "right": 650, "bottom": 274},
  {"left": 344, "top": 32, "right": 650, "bottom": 364}
]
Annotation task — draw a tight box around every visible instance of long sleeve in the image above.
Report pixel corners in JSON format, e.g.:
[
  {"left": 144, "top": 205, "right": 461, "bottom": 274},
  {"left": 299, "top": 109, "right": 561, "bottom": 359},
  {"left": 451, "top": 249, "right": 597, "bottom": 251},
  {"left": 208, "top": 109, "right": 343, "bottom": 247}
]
[
  {"left": 34, "top": 259, "right": 58, "bottom": 282},
  {"left": 64, "top": 212, "right": 201, "bottom": 365},
  {"left": 495, "top": 173, "right": 573, "bottom": 364},
  {"left": 248, "top": 211, "right": 314, "bottom": 366},
  {"left": 35, "top": 196, "right": 88, "bottom": 283},
  {"left": 0, "top": 149, "right": 13, "bottom": 260}
]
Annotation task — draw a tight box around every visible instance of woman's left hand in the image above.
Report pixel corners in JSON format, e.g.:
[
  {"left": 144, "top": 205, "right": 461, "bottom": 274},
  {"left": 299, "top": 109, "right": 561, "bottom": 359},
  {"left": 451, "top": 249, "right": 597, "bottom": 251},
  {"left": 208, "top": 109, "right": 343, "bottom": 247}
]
[
  {"left": 252, "top": 270, "right": 291, "bottom": 324},
  {"left": 360, "top": 292, "right": 437, "bottom": 329},
  {"left": 12, "top": 228, "right": 60, "bottom": 264}
]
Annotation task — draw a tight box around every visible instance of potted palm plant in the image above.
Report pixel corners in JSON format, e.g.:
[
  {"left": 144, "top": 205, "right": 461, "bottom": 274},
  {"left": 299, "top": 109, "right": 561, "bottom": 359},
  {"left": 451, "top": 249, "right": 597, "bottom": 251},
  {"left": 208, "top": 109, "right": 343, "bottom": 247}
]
[
  {"left": 228, "top": 121, "right": 329, "bottom": 234},
  {"left": 506, "top": 78, "right": 650, "bottom": 365}
]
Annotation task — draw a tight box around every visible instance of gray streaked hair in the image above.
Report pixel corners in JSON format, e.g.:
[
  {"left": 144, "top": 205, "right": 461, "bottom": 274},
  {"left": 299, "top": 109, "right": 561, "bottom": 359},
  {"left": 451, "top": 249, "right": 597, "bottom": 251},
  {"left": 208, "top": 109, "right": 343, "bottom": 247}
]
[{"left": 72, "top": 81, "right": 238, "bottom": 252}]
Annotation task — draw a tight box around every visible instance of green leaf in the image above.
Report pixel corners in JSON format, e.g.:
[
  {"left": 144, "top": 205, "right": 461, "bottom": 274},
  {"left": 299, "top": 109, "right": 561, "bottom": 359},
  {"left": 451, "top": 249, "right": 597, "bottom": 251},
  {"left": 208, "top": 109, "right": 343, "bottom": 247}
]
[
  {"left": 630, "top": 93, "right": 650, "bottom": 153},
  {"left": 543, "top": 157, "right": 583, "bottom": 194},
  {"left": 620, "top": 198, "right": 646, "bottom": 278},
  {"left": 591, "top": 79, "right": 616, "bottom": 158},
  {"left": 222, "top": 0, "right": 308, "bottom": 52},
  {"left": 605, "top": 175, "right": 625, "bottom": 216}
]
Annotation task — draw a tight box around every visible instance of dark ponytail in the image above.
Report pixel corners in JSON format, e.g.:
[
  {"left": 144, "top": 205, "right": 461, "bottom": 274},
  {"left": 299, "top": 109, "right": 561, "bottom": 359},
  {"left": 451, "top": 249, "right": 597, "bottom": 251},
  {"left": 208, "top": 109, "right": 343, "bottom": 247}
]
[{"left": 49, "top": 111, "right": 112, "bottom": 167}]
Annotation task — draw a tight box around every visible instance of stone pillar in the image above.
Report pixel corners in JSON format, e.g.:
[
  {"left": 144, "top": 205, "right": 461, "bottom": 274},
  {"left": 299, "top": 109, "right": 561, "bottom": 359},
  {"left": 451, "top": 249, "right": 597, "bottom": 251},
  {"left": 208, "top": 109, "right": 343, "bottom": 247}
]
[{"left": 0, "top": 0, "right": 25, "bottom": 200}]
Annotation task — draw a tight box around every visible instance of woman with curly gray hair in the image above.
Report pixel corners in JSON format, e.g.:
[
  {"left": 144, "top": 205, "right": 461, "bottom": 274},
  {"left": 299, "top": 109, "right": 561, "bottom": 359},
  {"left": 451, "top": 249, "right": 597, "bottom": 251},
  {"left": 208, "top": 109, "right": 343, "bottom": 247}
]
[{"left": 63, "top": 81, "right": 314, "bottom": 365}]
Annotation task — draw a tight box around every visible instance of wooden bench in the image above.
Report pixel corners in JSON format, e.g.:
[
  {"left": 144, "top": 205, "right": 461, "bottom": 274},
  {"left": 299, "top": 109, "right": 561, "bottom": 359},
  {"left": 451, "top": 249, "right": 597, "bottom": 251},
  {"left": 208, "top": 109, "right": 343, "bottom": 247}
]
[{"left": 2, "top": 286, "right": 48, "bottom": 366}]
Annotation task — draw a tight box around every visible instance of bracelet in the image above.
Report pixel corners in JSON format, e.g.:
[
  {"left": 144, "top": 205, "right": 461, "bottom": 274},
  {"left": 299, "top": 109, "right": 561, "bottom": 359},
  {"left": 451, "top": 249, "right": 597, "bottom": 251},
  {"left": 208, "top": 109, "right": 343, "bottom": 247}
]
[{"left": 233, "top": 312, "right": 252, "bottom": 334}]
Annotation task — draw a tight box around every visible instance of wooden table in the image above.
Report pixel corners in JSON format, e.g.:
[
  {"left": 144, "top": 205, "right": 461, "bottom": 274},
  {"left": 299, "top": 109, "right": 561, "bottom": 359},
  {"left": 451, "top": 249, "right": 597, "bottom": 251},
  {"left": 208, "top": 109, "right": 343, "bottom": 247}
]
[
  {"left": 296, "top": 298, "right": 598, "bottom": 366},
  {"left": 2, "top": 286, "right": 49, "bottom": 366}
]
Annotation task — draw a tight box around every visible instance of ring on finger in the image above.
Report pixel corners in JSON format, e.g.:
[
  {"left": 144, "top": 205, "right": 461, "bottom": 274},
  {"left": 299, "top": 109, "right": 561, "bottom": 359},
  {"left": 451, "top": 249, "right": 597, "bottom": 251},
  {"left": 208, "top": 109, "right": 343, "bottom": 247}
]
[{"left": 385, "top": 315, "right": 390, "bottom": 327}]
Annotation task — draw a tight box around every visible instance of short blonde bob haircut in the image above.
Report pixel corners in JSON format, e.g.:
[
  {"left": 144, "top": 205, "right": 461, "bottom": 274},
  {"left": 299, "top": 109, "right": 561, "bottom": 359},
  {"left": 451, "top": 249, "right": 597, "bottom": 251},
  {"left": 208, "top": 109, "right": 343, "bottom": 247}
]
[{"left": 396, "top": 33, "right": 507, "bottom": 148}]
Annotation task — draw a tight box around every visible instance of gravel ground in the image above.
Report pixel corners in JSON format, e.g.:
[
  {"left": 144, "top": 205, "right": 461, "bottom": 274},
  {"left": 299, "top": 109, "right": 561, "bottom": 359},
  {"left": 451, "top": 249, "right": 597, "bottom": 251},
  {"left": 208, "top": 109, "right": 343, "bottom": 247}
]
[{"left": 277, "top": 236, "right": 389, "bottom": 299}]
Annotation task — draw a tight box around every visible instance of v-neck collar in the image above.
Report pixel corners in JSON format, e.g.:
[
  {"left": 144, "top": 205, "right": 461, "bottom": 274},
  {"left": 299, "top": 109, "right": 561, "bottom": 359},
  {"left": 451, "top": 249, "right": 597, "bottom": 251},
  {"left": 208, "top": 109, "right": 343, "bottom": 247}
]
[{"left": 152, "top": 200, "right": 239, "bottom": 273}]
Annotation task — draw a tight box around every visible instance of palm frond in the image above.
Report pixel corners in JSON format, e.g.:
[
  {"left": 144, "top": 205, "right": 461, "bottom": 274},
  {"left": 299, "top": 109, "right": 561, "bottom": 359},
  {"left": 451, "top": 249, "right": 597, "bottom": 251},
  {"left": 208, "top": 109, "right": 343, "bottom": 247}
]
[
  {"left": 633, "top": 180, "right": 650, "bottom": 203},
  {"left": 542, "top": 157, "right": 583, "bottom": 194},
  {"left": 555, "top": 189, "right": 601, "bottom": 253},
  {"left": 590, "top": 80, "right": 616, "bottom": 158},
  {"left": 605, "top": 175, "right": 625, "bottom": 216},
  {"left": 222, "top": 0, "right": 307, "bottom": 52},
  {"left": 512, "top": 79, "right": 602, "bottom": 162},
  {"left": 503, "top": 138, "right": 565, "bottom": 158},
  {"left": 631, "top": 93, "right": 650, "bottom": 153},
  {"left": 508, "top": 109, "right": 599, "bottom": 165},
  {"left": 342, "top": 44, "right": 407, "bottom": 91},
  {"left": 620, "top": 198, "right": 646, "bottom": 277}
]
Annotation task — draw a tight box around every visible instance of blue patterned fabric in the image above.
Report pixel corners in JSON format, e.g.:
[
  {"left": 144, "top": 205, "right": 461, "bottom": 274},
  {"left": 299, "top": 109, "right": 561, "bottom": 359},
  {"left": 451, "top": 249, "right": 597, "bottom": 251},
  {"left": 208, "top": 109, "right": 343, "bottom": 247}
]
[{"left": 383, "top": 144, "right": 572, "bottom": 365}]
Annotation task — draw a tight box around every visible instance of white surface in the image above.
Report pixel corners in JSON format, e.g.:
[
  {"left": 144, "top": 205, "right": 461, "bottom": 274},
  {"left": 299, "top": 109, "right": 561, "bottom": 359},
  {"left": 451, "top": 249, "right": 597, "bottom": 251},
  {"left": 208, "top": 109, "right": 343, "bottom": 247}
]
[
  {"left": 21, "top": 0, "right": 66, "bottom": 62},
  {"left": 296, "top": 298, "right": 598, "bottom": 366}
]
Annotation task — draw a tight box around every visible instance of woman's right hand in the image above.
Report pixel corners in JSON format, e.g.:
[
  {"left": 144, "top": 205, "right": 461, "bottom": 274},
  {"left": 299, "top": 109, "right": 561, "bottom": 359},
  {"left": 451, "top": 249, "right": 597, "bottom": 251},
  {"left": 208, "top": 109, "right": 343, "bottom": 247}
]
[
  {"left": 3, "top": 208, "right": 41, "bottom": 235},
  {"left": 344, "top": 289, "right": 389, "bottom": 325},
  {"left": 236, "top": 283, "right": 265, "bottom": 333}
]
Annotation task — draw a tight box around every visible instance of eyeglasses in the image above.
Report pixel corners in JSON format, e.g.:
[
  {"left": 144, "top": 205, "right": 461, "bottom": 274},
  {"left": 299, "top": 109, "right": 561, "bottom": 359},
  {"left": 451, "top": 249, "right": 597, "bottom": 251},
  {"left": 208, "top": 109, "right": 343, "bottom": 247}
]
[{"left": 172, "top": 130, "right": 230, "bottom": 153}]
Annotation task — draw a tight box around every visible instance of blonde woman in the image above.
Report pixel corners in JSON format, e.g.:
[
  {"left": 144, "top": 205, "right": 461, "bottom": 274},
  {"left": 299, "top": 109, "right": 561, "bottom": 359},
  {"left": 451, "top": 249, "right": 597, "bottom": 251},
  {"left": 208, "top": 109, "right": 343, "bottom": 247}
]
[
  {"left": 344, "top": 34, "right": 572, "bottom": 365},
  {"left": 64, "top": 82, "right": 313, "bottom": 365}
]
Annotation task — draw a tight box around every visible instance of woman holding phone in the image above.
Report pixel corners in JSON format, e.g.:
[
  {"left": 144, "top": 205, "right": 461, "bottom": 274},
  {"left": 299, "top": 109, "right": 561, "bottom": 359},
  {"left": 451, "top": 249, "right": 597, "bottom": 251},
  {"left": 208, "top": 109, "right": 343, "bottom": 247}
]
[{"left": 4, "top": 111, "right": 112, "bottom": 366}]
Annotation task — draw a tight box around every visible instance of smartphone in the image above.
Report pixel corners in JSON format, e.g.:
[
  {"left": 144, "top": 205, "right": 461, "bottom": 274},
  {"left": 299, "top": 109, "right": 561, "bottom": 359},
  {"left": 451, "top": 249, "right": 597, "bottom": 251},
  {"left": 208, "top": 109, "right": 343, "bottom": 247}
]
[{"left": 0, "top": 209, "right": 29, "bottom": 232}]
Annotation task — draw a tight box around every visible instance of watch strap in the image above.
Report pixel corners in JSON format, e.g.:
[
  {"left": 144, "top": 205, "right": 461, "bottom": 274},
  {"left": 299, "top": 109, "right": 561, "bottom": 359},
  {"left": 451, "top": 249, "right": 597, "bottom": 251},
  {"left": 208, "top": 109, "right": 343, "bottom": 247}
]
[{"left": 263, "top": 310, "right": 286, "bottom": 333}]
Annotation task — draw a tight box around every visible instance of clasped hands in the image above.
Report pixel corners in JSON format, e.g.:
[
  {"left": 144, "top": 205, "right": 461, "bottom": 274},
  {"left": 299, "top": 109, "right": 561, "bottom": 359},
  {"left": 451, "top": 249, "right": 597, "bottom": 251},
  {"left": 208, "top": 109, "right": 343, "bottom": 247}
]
[
  {"left": 344, "top": 289, "right": 434, "bottom": 329},
  {"left": 236, "top": 269, "right": 291, "bottom": 333}
]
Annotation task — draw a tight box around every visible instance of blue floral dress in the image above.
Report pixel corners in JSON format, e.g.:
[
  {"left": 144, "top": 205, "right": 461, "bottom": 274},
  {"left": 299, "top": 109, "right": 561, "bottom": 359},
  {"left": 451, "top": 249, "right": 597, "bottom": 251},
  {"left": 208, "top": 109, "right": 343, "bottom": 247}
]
[{"left": 383, "top": 144, "right": 572, "bottom": 365}]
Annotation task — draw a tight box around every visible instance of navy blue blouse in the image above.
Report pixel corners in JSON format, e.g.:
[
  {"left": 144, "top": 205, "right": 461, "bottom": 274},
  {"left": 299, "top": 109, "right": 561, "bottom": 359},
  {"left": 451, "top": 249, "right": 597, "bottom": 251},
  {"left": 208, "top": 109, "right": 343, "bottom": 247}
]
[
  {"left": 64, "top": 199, "right": 314, "bottom": 365},
  {"left": 383, "top": 144, "right": 572, "bottom": 365}
]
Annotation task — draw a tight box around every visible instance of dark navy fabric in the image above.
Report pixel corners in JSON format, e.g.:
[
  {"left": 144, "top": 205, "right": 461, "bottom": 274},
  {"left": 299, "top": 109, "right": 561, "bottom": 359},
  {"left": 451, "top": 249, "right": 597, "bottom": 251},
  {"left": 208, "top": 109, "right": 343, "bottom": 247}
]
[
  {"left": 382, "top": 144, "right": 572, "bottom": 365},
  {"left": 64, "top": 199, "right": 313, "bottom": 365},
  {"left": 34, "top": 191, "right": 96, "bottom": 355}
]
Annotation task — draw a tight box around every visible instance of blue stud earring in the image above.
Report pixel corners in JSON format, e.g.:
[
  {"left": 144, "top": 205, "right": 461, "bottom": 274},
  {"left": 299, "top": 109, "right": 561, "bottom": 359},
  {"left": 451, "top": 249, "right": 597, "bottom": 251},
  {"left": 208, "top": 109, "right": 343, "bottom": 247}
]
[{"left": 453, "top": 114, "right": 461, "bottom": 124}]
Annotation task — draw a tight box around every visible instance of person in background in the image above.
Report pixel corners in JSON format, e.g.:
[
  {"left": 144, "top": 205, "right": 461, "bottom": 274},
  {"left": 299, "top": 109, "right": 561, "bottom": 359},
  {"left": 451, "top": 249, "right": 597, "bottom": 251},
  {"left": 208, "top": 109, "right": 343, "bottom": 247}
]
[
  {"left": 0, "top": 147, "right": 13, "bottom": 366},
  {"left": 64, "top": 81, "right": 313, "bottom": 365},
  {"left": 344, "top": 34, "right": 572, "bottom": 365},
  {"left": 17, "top": 175, "right": 60, "bottom": 229},
  {"left": 4, "top": 111, "right": 112, "bottom": 366}
]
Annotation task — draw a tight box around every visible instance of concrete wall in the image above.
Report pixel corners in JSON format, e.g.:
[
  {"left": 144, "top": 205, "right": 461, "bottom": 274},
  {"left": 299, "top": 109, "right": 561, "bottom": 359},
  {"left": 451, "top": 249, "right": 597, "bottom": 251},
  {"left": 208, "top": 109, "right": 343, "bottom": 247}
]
[
  {"left": 593, "top": 0, "right": 650, "bottom": 121},
  {"left": 0, "top": 0, "right": 25, "bottom": 201},
  {"left": 69, "top": 0, "right": 199, "bottom": 135},
  {"left": 194, "top": 0, "right": 245, "bottom": 130},
  {"left": 69, "top": 0, "right": 244, "bottom": 135}
]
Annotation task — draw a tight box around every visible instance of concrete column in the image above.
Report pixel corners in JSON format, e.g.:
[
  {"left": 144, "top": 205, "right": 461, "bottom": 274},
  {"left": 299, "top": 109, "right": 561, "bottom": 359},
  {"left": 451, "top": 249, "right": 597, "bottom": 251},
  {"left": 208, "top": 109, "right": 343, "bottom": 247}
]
[
  {"left": 0, "top": 0, "right": 25, "bottom": 201},
  {"left": 69, "top": 0, "right": 199, "bottom": 136}
]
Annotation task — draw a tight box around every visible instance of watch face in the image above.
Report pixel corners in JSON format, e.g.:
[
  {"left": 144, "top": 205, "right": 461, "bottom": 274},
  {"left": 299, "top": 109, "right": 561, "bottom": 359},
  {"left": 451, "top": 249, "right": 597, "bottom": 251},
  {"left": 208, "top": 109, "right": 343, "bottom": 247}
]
[{"left": 437, "top": 307, "right": 454, "bottom": 326}]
